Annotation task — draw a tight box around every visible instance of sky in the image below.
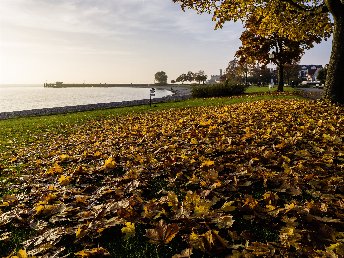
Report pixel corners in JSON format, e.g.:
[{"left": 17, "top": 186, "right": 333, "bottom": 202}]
[{"left": 0, "top": 0, "right": 333, "bottom": 84}]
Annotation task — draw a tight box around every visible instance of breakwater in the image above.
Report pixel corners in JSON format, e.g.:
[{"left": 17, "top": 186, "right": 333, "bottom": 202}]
[
  {"left": 44, "top": 82, "right": 157, "bottom": 88},
  {"left": 0, "top": 88, "right": 191, "bottom": 120}
]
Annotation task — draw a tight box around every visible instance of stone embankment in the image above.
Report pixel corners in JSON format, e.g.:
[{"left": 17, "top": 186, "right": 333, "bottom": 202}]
[{"left": 0, "top": 87, "right": 191, "bottom": 120}]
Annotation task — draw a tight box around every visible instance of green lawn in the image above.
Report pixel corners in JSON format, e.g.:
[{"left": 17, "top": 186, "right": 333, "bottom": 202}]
[{"left": 245, "top": 85, "right": 295, "bottom": 93}]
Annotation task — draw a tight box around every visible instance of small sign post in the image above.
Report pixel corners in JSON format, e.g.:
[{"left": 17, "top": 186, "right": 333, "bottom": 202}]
[{"left": 150, "top": 88, "right": 155, "bottom": 107}]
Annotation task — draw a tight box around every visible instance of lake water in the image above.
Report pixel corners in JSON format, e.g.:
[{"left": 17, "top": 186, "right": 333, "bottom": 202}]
[{"left": 0, "top": 84, "right": 173, "bottom": 112}]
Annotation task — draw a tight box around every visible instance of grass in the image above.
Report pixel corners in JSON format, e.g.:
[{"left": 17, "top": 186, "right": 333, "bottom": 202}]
[
  {"left": 0, "top": 90, "right": 311, "bottom": 257},
  {"left": 0, "top": 90, "right": 298, "bottom": 153},
  {"left": 244, "top": 85, "right": 295, "bottom": 93}
]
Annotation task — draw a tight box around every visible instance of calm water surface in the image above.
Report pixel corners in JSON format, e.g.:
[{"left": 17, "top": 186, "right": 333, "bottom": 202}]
[{"left": 0, "top": 85, "right": 173, "bottom": 112}]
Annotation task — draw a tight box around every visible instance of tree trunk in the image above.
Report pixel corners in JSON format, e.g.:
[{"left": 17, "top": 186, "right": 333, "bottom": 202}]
[
  {"left": 277, "top": 65, "right": 284, "bottom": 92},
  {"left": 324, "top": 0, "right": 344, "bottom": 104}
]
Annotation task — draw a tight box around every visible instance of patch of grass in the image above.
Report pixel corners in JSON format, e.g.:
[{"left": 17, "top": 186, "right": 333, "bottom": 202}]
[
  {"left": 245, "top": 85, "right": 295, "bottom": 93},
  {"left": 100, "top": 225, "right": 187, "bottom": 258},
  {"left": 0, "top": 227, "right": 35, "bottom": 256}
]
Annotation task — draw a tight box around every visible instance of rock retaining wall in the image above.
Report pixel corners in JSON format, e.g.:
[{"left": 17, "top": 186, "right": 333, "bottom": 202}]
[{"left": 0, "top": 92, "right": 191, "bottom": 120}]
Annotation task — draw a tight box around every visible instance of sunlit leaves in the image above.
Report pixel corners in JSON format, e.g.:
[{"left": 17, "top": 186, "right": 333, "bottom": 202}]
[
  {"left": 46, "top": 162, "right": 63, "bottom": 175},
  {"left": 58, "top": 175, "right": 72, "bottom": 186},
  {"left": 121, "top": 222, "right": 136, "bottom": 239},
  {"left": 10, "top": 249, "right": 31, "bottom": 258},
  {"left": 0, "top": 98, "right": 343, "bottom": 257},
  {"left": 102, "top": 157, "right": 116, "bottom": 170}
]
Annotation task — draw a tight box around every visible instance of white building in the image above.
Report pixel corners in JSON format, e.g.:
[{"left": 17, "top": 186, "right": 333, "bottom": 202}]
[{"left": 207, "top": 69, "right": 223, "bottom": 84}]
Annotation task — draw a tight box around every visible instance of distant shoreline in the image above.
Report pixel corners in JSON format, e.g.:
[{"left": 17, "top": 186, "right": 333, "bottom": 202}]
[
  {"left": 44, "top": 83, "right": 181, "bottom": 88},
  {"left": 0, "top": 85, "right": 192, "bottom": 120}
]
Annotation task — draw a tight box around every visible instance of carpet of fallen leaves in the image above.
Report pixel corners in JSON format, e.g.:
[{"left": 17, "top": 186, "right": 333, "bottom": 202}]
[{"left": 1, "top": 99, "right": 343, "bottom": 257}]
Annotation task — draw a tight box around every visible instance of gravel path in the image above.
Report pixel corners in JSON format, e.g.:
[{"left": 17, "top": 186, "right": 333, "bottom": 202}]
[{"left": 0, "top": 86, "right": 192, "bottom": 120}]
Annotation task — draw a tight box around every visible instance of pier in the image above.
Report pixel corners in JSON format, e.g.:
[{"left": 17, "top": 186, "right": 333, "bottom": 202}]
[{"left": 43, "top": 82, "right": 155, "bottom": 88}]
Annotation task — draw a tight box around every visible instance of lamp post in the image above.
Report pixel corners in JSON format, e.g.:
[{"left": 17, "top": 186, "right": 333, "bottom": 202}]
[{"left": 269, "top": 52, "right": 275, "bottom": 88}]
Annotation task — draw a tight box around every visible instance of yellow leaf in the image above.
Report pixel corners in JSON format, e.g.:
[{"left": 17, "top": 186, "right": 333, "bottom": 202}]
[
  {"left": 121, "top": 222, "right": 135, "bottom": 239},
  {"left": 35, "top": 205, "right": 45, "bottom": 215},
  {"left": 284, "top": 202, "right": 296, "bottom": 212},
  {"left": 266, "top": 204, "right": 276, "bottom": 211},
  {"left": 59, "top": 154, "right": 70, "bottom": 162},
  {"left": 75, "top": 247, "right": 110, "bottom": 257},
  {"left": 201, "top": 160, "right": 215, "bottom": 167},
  {"left": 75, "top": 195, "right": 88, "bottom": 204},
  {"left": 221, "top": 201, "right": 236, "bottom": 212},
  {"left": 199, "top": 119, "right": 212, "bottom": 126},
  {"left": 167, "top": 191, "right": 179, "bottom": 210},
  {"left": 17, "top": 249, "right": 28, "bottom": 258},
  {"left": 190, "top": 138, "right": 198, "bottom": 144},
  {"left": 46, "top": 163, "right": 63, "bottom": 175},
  {"left": 76, "top": 225, "right": 87, "bottom": 239},
  {"left": 44, "top": 193, "right": 57, "bottom": 203},
  {"left": 103, "top": 157, "right": 117, "bottom": 169},
  {"left": 58, "top": 175, "right": 72, "bottom": 186},
  {"left": 189, "top": 232, "right": 205, "bottom": 251}
]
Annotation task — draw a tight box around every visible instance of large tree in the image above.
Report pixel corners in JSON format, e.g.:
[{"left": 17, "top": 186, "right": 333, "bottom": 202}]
[
  {"left": 173, "top": 0, "right": 344, "bottom": 103},
  {"left": 223, "top": 59, "right": 248, "bottom": 84},
  {"left": 155, "top": 71, "right": 168, "bottom": 85},
  {"left": 235, "top": 15, "right": 325, "bottom": 91}
]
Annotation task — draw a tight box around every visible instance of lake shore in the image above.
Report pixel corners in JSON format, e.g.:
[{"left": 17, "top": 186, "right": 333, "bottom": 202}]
[{"left": 0, "top": 85, "right": 192, "bottom": 120}]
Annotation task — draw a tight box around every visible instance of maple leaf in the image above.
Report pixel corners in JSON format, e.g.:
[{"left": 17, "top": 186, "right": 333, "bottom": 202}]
[
  {"left": 35, "top": 203, "right": 64, "bottom": 216},
  {"left": 189, "top": 232, "right": 205, "bottom": 251},
  {"left": 146, "top": 220, "right": 179, "bottom": 244},
  {"left": 199, "top": 119, "right": 212, "bottom": 126},
  {"left": 201, "top": 160, "right": 215, "bottom": 167},
  {"left": 121, "top": 222, "right": 136, "bottom": 239},
  {"left": 46, "top": 162, "right": 63, "bottom": 175},
  {"left": 102, "top": 157, "right": 116, "bottom": 170},
  {"left": 59, "top": 154, "right": 70, "bottom": 162},
  {"left": 221, "top": 201, "right": 236, "bottom": 212},
  {"left": 189, "top": 230, "right": 228, "bottom": 253},
  {"left": 75, "top": 247, "right": 110, "bottom": 257},
  {"left": 58, "top": 175, "right": 72, "bottom": 186},
  {"left": 11, "top": 249, "right": 29, "bottom": 258}
]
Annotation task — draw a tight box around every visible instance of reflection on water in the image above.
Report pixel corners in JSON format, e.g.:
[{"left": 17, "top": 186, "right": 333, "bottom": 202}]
[{"left": 0, "top": 85, "right": 172, "bottom": 112}]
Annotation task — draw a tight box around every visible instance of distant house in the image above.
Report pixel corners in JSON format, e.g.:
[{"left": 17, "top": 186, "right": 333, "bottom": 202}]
[
  {"left": 207, "top": 69, "right": 223, "bottom": 84},
  {"left": 298, "top": 65, "right": 323, "bottom": 81}
]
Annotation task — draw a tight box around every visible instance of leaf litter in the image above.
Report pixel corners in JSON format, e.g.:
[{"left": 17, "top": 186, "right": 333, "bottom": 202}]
[{"left": 0, "top": 99, "right": 343, "bottom": 257}]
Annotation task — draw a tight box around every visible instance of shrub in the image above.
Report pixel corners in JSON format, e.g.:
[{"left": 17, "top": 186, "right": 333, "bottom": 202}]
[{"left": 191, "top": 81, "right": 247, "bottom": 98}]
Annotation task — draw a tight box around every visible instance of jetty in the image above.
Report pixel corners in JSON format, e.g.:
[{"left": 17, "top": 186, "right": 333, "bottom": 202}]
[{"left": 43, "top": 82, "right": 155, "bottom": 88}]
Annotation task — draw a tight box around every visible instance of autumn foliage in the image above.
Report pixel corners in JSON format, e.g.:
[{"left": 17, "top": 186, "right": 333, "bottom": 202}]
[{"left": 1, "top": 99, "right": 343, "bottom": 257}]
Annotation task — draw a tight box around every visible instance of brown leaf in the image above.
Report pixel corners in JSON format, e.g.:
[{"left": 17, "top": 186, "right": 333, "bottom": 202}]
[{"left": 146, "top": 220, "right": 179, "bottom": 244}]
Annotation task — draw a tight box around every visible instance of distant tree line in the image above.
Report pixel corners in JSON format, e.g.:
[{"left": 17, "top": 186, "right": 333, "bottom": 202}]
[
  {"left": 222, "top": 59, "right": 301, "bottom": 87},
  {"left": 174, "top": 70, "right": 208, "bottom": 84}
]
